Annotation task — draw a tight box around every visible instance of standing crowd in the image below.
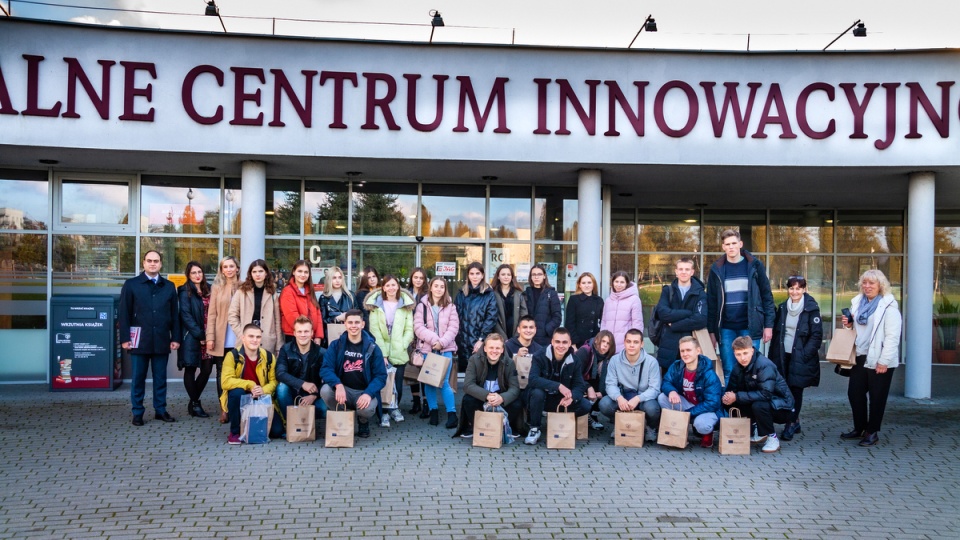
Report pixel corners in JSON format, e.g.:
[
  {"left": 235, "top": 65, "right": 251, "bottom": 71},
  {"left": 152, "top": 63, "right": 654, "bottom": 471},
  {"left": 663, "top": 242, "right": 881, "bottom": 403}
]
[{"left": 120, "top": 228, "right": 902, "bottom": 452}]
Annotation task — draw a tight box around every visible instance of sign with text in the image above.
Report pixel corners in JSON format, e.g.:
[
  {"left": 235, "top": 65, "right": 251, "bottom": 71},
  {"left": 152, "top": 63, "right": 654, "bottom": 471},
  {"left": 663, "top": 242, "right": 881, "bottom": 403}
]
[
  {"left": 435, "top": 262, "right": 456, "bottom": 277},
  {"left": 49, "top": 295, "right": 121, "bottom": 391}
]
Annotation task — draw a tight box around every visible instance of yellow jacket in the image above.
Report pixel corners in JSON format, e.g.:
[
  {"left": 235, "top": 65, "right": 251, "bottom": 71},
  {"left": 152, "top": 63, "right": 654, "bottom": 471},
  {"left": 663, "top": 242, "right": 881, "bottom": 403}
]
[{"left": 219, "top": 346, "right": 278, "bottom": 412}]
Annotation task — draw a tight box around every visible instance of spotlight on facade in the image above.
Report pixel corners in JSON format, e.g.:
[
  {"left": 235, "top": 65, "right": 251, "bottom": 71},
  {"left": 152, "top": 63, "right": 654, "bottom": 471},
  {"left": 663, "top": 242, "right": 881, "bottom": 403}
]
[
  {"left": 628, "top": 14, "right": 657, "bottom": 48},
  {"left": 205, "top": 1, "right": 219, "bottom": 17},
  {"left": 429, "top": 10, "right": 444, "bottom": 43},
  {"left": 853, "top": 22, "right": 867, "bottom": 37},
  {"left": 823, "top": 19, "right": 866, "bottom": 50}
]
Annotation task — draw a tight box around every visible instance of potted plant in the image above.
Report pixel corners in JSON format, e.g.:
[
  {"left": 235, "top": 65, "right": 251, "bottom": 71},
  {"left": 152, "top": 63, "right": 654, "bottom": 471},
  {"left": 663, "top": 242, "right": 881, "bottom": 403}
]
[{"left": 935, "top": 296, "right": 959, "bottom": 364}]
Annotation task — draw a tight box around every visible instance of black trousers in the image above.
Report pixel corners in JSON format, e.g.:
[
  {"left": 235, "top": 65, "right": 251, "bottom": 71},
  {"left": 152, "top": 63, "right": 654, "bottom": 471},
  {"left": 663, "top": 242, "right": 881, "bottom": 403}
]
[
  {"left": 527, "top": 388, "right": 591, "bottom": 429},
  {"left": 848, "top": 355, "right": 895, "bottom": 433},
  {"left": 734, "top": 400, "right": 793, "bottom": 437},
  {"left": 460, "top": 394, "right": 523, "bottom": 432}
]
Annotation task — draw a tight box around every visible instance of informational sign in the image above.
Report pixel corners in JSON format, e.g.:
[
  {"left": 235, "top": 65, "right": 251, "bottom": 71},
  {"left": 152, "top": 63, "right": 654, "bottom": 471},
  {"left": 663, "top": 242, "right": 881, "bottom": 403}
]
[
  {"left": 565, "top": 264, "right": 578, "bottom": 292},
  {"left": 435, "top": 262, "right": 456, "bottom": 277},
  {"left": 489, "top": 248, "right": 505, "bottom": 267},
  {"left": 50, "top": 295, "right": 121, "bottom": 391},
  {"left": 516, "top": 263, "right": 531, "bottom": 282},
  {"left": 542, "top": 263, "right": 559, "bottom": 288},
  {"left": 167, "top": 273, "right": 187, "bottom": 289}
]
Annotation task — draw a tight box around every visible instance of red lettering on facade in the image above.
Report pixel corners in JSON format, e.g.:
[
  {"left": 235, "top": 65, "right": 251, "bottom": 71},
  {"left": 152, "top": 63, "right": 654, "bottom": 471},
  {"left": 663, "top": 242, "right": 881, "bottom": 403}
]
[
  {"left": 269, "top": 69, "right": 317, "bottom": 128},
  {"left": 22, "top": 54, "right": 62, "bottom": 117},
  {"left": 533, "top": 78, "right": 551, "bottom": 134},
  {"left": 229, "top": 67, "right": 265, "bottom": 126},
  {"left": 181, "top": 65, "right": 224, "bottom": 125},
  {"left": 404, "top": 74, "right": 447, "bottom": 132},
  {"left": 361, "top": 72, "right": 400, "bottom": 130},
  {"left": 63, "top": 58, "right": 114, "bottom": 119},
  {"left": 318, "top": 71, "right": 358, "bottom": 129},
  {"left": 839, "top": 83, "right": 878, "bottom": 139},
  {"left": 700, "top": 82, "right": 761, "bottom": 138},
  {"left": 654, "top": 80, "right": 699, "bottom": 137},
  {"left": 753, "top": 83, "right": 796, "bottom": 139},
  {"left": 796, "top": 82, "right": 836, "bottom": 139},
  {"left": 603, "top": 81, "right": 647, "bottom": 137},
  {"left": 0, "top": 64, "right": 19, "bottom": 115},
  {"left": 555, "top": 79, "right": 600, "bottom": 135},
  {"left": 875, "top": 83, "right": 900, "bottom": 150},
  {"left": 454, "top": 76, "right": 510, "bottom": 133},
  {"left": 118, "top": 61, "right": 156, "bottom": 122},
  {"left": 906, "top": 81, "right": 953, "bottom": 139}
]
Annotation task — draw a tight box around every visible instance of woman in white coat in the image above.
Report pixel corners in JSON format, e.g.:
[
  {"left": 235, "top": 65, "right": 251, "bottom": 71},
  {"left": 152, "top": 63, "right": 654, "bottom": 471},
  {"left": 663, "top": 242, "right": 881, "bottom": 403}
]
[{"left": 840, "top": 269, "right": 901, "bottom": 447}]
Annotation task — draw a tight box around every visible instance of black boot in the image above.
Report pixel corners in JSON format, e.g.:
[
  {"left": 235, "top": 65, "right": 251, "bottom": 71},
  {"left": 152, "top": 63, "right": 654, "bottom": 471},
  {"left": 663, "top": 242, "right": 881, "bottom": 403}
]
[
  {"left": 409, "top": 397, "right": 422, "bottom": 415},
  {"left": 429, "top": 409, "right": 439, "bottom": 426},
  {"left": 193, "top": 400, "right": 210, "bottom": 418},
  {"left": 419, "top": 399, "right": 430, "bottom": 419},
  {"left": 445, "top": 412, "right": 458, "bottom": 429},
  {"left": 188, "top": 400, "right": 199, "bottom": 417}
]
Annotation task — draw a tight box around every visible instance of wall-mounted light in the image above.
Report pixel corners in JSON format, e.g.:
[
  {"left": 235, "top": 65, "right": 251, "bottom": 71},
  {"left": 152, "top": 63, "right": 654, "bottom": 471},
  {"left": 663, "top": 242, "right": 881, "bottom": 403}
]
[
  {"left": 628, "top": 14, "right": 657, "bottom": 48},
  {"left": 429, "top": 9, "right": 444, "bottom": 43},
  {"left": 204, "top": 1, "right": 227, "bottom": 33},
  {"left": 823, "top": 19, "right": 866, "bottom": 50}
]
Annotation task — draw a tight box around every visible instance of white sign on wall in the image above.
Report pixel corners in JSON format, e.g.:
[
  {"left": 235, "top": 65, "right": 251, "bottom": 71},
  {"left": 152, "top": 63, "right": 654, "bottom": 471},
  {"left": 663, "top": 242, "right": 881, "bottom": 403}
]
[{"left": 435, "top": 262, "right": 456, "bottom": 277}]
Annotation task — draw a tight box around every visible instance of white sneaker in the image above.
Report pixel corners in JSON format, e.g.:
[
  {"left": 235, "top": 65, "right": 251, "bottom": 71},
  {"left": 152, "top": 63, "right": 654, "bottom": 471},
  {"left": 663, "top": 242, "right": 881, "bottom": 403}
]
[
  {"left": 762, "top": 434, "right": 780, "bottom": 453},
  {"left": 645, "top": 426, "right": 658, "bottom": 442},
  {"left": 750, "top": 424, "right": 767, "bottom": 445},
  {"left": 524, "top": 427, "right": 541, "bottom": 445},
  {"left": 390, "top": 409, "right": 404, "bottom": 422},
  {"left": 380, "top": 414, "right": 391, "bottom": 428}
]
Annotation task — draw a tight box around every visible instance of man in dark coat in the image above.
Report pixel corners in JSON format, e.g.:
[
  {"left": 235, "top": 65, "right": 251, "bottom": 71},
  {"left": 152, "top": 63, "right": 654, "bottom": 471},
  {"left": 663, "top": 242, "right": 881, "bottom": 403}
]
[
  {"left": 524, "top": 327, "right": 591, "bottom": 445},
  {"left": 654, "top": 257, "right": 707, "bottom": 372},
  {"left": 119, "top": 250, "right": 180, "bottom": 426},
  {"left": 722, "top": 336, "right": 795, "bottom": 454}
]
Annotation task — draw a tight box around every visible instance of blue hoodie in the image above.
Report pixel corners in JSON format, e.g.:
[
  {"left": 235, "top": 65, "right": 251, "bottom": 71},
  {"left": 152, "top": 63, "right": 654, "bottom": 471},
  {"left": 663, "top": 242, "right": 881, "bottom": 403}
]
[{"left": 319, "top": 330, "right": 387, "bottom": 398}]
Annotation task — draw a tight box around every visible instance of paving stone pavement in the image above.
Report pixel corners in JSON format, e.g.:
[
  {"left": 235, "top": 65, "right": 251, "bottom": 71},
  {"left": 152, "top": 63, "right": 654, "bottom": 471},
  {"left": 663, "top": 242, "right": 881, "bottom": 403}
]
[{"left": 1, "top": 382, "right": 958, "bottom": 539}]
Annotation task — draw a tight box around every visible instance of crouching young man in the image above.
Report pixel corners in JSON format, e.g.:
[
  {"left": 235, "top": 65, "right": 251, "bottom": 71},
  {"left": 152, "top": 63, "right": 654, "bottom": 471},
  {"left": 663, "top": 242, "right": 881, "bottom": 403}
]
[
  {"left": 721, "top": 335, "right": 795, "bottom": 454},
  {"left": 598, "top": 329, "right": 661, "bottom": 443},
  {"left": 454, "top": 333, "right": 522, "bottom": 438},
  {"left": 658, "top": 336, "right": 723, "bottom": 448},
  {"left": 318, "top": 309, "right": 387, "bottom": 438},
  {"left": 276, "top": 316, "right": 327, "bottom": 426},
  {"left": 221, "top": 323, "right": 283, "bottom": 444},
  {"left": 525, "top": 328, "right": 591, "bottom": 445}
]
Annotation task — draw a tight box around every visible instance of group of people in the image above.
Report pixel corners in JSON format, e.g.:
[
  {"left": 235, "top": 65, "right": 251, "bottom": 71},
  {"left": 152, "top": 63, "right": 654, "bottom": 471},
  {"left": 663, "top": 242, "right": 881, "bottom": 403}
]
[{"left": 119, "top": 228, "right": 902, "bottom": 451}]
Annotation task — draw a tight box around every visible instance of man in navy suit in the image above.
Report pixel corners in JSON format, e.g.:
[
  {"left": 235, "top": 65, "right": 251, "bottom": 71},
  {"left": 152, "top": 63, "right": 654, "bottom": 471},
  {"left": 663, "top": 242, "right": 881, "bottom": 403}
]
[{"left": 119, "top": 250, "right": 180, "bottom": 426}]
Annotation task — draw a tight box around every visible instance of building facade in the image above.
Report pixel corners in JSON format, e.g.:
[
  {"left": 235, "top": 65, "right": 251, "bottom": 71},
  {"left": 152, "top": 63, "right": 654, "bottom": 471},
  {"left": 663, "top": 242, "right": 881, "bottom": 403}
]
[{"left": 1, "top": 19, "right": 958, "bottom": 396}]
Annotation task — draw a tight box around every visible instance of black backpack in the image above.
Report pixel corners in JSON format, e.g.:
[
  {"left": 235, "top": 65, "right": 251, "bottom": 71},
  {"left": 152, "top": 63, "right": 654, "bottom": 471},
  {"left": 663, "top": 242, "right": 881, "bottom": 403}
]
[{"left": 649, "top": 286, "right": 672, "bottom": 347}]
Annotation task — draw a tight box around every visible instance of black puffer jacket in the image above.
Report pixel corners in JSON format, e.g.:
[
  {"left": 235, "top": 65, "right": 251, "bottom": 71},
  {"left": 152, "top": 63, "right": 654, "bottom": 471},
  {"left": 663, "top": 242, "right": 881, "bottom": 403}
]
[
  {"left": 726, "top": 349, "right": 795, "bottom": 411},
  {"left": 177, "top": 285, "right": 207, "bottom": 369},
  {"left": 565, "top": 293, "right": 604, "bottom": 347},
  {"left": 654, "top": 277, "right": 707, "bottom": 371},
  {"left": 768, "top": 293, "right": 823, "bottom": 388},
  {"left": 573, "top": 337, "right": 612, "bottom": 393},
  {"left": 524, "top": 285, "right": 562, "bottom": 347},
  {"left": 454, "top": 281, "right": 499, "bottom": 367},
  {"left": 529, "top": 346, "right": 588, "bottom": 402}
]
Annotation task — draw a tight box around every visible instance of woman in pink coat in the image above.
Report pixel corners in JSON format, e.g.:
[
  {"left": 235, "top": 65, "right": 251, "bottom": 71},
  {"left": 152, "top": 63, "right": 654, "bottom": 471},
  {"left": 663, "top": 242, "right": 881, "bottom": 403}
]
[
  {"left": 413, "top": 277, "right": 461, "bottom": 427},
  {"left": 600, "top": 271, "right": 644, "bottom": 351}
]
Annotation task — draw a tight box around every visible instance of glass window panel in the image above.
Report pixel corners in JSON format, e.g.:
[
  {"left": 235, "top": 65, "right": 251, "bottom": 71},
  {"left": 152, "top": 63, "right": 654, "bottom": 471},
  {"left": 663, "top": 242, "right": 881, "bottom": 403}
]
[
  {"left": 264, "top": 238, "right": 302, "bottom": 279},
  {"left": 935, "top": 210, "right": 960, "bottom": 255},
  {"left": 490, "top": 186, "right": 532, "bottom": 240},
  {"left": 304, "top": 240, "right": 349, "bottom": 294},
  {"left": 835, "top": 210, "right": 903, "bottom": 253},
  {"left": 0, "top": 233, "right": 48, "bottom": 329},
  {"left": 141, "top": 176, "right": 220, "bottom": 234},
  {"left": 421, "top": 184, "right": 486, "bottom": 240},
  {"left": 305, "top": 181, "right": 348, "bottom": 235},
  {"left": 352, "top": 182, "right": 418, "bottom": 237},
  {"left": 52, "top": 235, "right": 136, "bottom": 293},
  {"left": 489, "top": 243, "right": 532, "bottom": 279},
  {"left": 535, "top": 188, "right": 578, "bottom": 241},
  {"left": 636, "top": 253, "right": 679, "bottom": 339},
  {"left": 611, "top": 208, "right": 635, "bottom": 251},
  {"left": 61, "top": 179, "right": 129, "bottom": 225},
  {"left": 637, "top": 209, "right": 700, "bottom": 253},
  {"left": 768, "top": 255, "right": 834, "bottom": 355},
  {"left": 935, "top": 255, "right": 960, "bottom": 363},
  {"left": 609, "top": 253, "right": 636, "bottom": 292},
  {"left": 702, "top": 210, "right": 766, "bottom": 253},
  {"left": 266, "top": 179, "right": 302, "bottom": 236},
  {"left": 768, "top": 210, "right": 834, "bottom": 253},
  {"left": 223, "top": 178, "right": 242, "bottom": 234},
  {"left": 0, "top": 171, "right": 49, "bottom": 230},
  {"left": 352, "top": 243, "right": 418, "bottom": 291},
  {"left": 835, "top": 255, "right": 902, "bottom": 321},
  {"left": 140, "top": 237, "right": 220, "bottom": 276},
  {"left": 420, "top": 243, "right": 484, "bottom": 294},
  {"left": 224, "top": 238, "right": 240, "bottom": 261},
  {"left": 533, "top": 243, "right": 577, "bottom": 301}
]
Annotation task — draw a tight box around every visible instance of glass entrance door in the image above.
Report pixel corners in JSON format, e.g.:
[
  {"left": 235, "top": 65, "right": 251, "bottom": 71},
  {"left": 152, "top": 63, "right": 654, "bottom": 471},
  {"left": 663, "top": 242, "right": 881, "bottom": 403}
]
[
  {"left": 352, "top": 243, "right": 418, "bottom": 291},
  {"left": 420, "top": 243, "right": 485, "bottom": 294}
]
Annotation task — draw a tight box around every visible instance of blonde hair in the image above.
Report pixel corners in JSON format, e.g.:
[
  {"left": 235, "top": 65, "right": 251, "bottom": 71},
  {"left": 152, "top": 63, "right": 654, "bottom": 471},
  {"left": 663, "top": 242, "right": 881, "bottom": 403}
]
[
  {"left": 859, "top": 269, "right": 892, "bottom": 297},
  {"left": 323, "top": 266, "right": 354, "bottom": 301},
  {"left": 574, "top": 272, "right": 599, "bottom": 296},
  {"left": 212, "top": 256, "right": 240, "bottom": 290}
]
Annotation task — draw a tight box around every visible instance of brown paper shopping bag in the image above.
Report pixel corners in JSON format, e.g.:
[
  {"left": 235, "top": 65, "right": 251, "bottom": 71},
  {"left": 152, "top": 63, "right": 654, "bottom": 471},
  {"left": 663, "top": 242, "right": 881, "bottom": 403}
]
[
  {"left": 380, "top": 369, "right": 397, "bottom": 408},
  {"left": 546, "top": 406, "right": 576, "bottom": 450},
  {"left": 615, "top": 410, "right": 646, "bottom": 448},
  {"left": 326, "top": 323, "right": 346, "bottom": 343},
  {"left": 576, "top": 413, "right": 589, "bottom": 440},
  {"left": 718, "top": 407, "right": 751, "bottom": 455},
  {"left": 324, "top": 404, "right": 355, "bottom": 448},
  {"left": 404, "top": 350, "right": 421, "bottom": 381},
  {"left": 417, "top": 351, "right": 452, "bottom": 388},
  {"left": 472, "top": 409, "right": 504, "bottom": 449},
  {"left": 514, "top": 355, "right": 533, "bottom": 389},
  {"left": 692, "top": 328, "right": 723, "bottom": 387},
  {"left": 658, "top": 405, "right": 690, "bottom": 449},
  {"left": 826, "top": 327, "right": 857, "bottom": 367},
  {"left": 285, "top": 397, "right": 316, "bottom": 443}
]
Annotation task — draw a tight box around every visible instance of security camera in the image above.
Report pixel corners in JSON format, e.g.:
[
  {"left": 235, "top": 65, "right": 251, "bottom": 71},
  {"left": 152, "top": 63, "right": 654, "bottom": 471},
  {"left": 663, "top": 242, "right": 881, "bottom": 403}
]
[{"left": 415, "top": 235, "right": 424, "bottom": 242}]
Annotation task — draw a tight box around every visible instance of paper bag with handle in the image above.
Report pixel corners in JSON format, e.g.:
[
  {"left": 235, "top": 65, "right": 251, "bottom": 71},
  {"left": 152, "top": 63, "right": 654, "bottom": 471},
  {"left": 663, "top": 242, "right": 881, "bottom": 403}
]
[
  {"left": 324, "top": 404, "right": 355, "bottom": 448},
  {"left": 826, "top": 327, "right": 857, "bottom": 368},
  {"left": 546, "top": 405, "right": 576, "bottom": 450},
  {"left": 615, "top": 410, "right": 647, "bottom": 448},
  {"left": 514, "top": 354, "right": 533, "bottom": 390},
  {"left": 692, "top": 328, "right": 723, "bottom": 387},
  {"left": 417, "top": 351, "right": 452, "bottom": 388},
  {"left": 718, "top": 407, "right": 751, "bottom": 455},
  {"left": 657, "top": 403, "right": 690, "bottom": 449},
  {"left": 472, "top": 406, "right": 505, "bottom": 449},
  {"left": 286, "top": 396, "right": 316, "bottom": 443}
]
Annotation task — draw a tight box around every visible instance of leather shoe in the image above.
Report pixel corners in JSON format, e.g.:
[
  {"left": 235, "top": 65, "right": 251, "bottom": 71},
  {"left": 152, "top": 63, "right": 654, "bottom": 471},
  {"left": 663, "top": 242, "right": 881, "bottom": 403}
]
[
  {"left": 840, "top": 429, "right": 864, "bottom": 440},
  {"left": 859, "top": 432, "right": 879, "bottom": 447},
  {"left": 132, "top": 415, "right": 144, "bottom": 426},
  {"left": 154, "top": 412, "right": 176, "bottom": 423}
]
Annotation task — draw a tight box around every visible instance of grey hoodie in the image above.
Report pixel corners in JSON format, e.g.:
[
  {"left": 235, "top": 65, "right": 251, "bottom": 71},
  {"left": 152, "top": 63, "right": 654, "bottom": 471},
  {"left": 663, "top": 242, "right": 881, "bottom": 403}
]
[{"left": 604, "top": 349, "right": 661, "bottom": 403}]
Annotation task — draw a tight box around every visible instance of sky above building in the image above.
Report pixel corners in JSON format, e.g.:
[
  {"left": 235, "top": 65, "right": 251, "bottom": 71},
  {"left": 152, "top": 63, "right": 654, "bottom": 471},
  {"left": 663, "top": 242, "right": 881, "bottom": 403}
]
[{"left": 3, "top": 0, "right": 957, "bottom": 51}]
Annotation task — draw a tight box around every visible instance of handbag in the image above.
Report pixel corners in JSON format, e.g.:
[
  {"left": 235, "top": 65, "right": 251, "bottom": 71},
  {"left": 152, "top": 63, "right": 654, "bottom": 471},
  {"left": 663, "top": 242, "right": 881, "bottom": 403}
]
[{"left": 649, "top": 286, "right": 671, "bottom": 346}]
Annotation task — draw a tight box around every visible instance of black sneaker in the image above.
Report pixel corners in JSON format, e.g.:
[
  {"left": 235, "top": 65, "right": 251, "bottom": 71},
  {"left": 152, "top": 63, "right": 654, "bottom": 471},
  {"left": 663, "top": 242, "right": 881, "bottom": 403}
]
[{"left": 358, "top": 421, "right": 371, "bottom": 438}]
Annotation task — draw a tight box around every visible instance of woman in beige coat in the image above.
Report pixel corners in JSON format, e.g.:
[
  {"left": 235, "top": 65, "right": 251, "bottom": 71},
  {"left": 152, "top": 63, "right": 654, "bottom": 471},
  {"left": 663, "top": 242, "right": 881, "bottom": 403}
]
[
  {"left": 228, "top": 259, "right": 282, "bottom": 356},
  {"left": 205, "top": 256, "right": 240, "bottom": 422}
]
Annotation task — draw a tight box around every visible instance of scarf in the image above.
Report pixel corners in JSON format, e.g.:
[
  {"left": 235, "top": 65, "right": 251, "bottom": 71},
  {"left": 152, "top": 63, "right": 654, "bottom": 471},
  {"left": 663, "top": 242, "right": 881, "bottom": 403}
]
[
  {"left": 787, "top": 298, "right": 804, "bottom": 317},
  {"left": 857, "top": 294, "right": 882, "bottom": 325}
]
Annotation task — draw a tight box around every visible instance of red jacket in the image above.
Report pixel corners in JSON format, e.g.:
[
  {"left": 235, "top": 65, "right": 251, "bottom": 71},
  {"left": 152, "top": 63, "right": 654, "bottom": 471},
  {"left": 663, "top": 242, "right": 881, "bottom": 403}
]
[{"left": 278, "top": 285, "right": 323, "bottom": 339}]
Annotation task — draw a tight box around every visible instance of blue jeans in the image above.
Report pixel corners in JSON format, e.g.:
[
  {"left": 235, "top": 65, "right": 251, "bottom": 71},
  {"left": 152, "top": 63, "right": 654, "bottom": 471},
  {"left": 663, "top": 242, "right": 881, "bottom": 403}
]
[
  {"left": 275, "top": 383, "right": 327, "bottom": 420},
  {"left": 227, "top": 388, "right": 284, "bottom": 438},
  {"left": 423, "top": 351, "right": 456, "bottom": 413},
  {"left": 130, "top": 353, "right": 169, "bottom": 416},
  {"left": 718, "top": 328, "right": 759, "bottom": 387}
]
